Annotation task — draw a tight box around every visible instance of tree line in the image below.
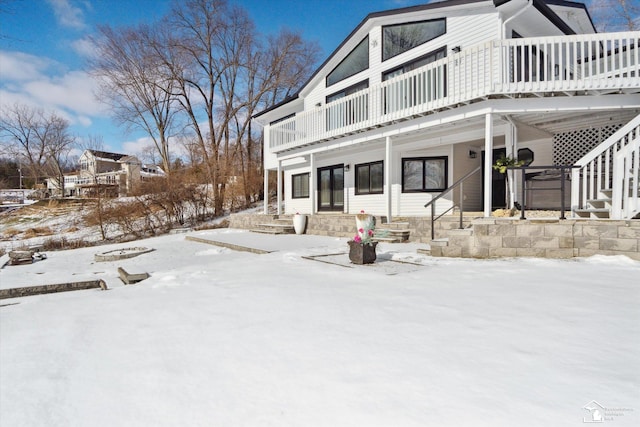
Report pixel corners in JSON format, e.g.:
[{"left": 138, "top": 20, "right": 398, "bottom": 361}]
[
  {"left": 90, "top": 0, "right": 319, "bottom": 214},
  {"left": 1, "top": 0, "right": 317, "bottom": 216}
]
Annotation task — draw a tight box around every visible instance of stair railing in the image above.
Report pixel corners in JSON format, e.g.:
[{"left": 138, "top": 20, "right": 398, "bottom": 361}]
[
  {"left": 424, "top": 166, "right": 481, "bottom": 240},
  {"left": 612, "top": 129, "right": 640, "bottom": 219},
  {"left": 571, "top": 114, "right": 640, "bottom": 219}
]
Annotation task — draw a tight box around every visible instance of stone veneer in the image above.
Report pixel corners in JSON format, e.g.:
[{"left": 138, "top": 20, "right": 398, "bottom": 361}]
[
  {"left": 229, "top": 213, "right": 475, "bottom": 242},
  {"left": 430, "top": 218, "right": 640, "bottom": 261},
  {"left": 229, "top": 213, "right": 640, "bottom": 260}
]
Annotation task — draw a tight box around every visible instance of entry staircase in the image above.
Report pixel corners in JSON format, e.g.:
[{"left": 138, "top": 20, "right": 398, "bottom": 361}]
[{"left": 571, "top": 113, "right": 640, "bottom": 220}]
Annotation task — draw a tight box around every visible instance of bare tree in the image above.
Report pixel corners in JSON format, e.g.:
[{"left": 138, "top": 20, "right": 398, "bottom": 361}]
[
  {"left": 90, "top": 24, "right": 178, "bottom": 175},
  {"left": 39, "top": 114, "right": 76, "bottom": 195},
  {"left": 0, "top": 103, "right": 73, "bottom": 188},
  {"left": 586, "top": 0, "right": 639, "bottom": 31},
  {"left": 86, "top": 0, "right": 318, "bottom": 215}
]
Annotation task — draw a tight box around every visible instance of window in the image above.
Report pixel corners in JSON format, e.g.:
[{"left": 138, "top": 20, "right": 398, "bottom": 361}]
[
  {"left": 518, "top": 148, "right": 534, "bottom": 166},
  {"left": 383, "top": 19, "right": 446, "bottom": 61},
  {"left": 326, "top": 80, "right": 369, "bottom": 130},
  {"left": 292, "top": 173, "right": 309, "bottom": 199},
  {"left": 382, "top": 48, "right": 447, "bottom": 114},
  {"left": 402, "top": 157, "right": 448, "bottom": 192},
  {"left": 355, "top": 161, "right": 383, "bottom": 195},
  {"left": 327, "top": 36, "right": 369, "bottom": 87},
  {"left": 382, "top": 47, "right": 446, "bottom": 81}
]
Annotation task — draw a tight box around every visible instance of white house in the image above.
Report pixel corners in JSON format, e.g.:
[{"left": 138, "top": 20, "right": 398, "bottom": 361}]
[
  {"left": 47, "top": 150, "right": 165, "bottom": 197},
  {"left": 254, "top": 0, "right": 639, "bottom": 222}
]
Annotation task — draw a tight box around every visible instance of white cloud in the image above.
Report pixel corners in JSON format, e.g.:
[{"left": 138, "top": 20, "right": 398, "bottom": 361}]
[
  {"left": 0, "top": 51, "right": 56, "bottom": 81},
  {"left": 72, "top": 36, "right": 99, "bottom": 59},
  {"left": 121, "top": 135, "right": 189, "bottom": 163},
  {"left": 46, "top": 0, "right": 87, "bottom": 30},
  {"left": 0, "top": 50, "right": 107, "bottom": 130}
]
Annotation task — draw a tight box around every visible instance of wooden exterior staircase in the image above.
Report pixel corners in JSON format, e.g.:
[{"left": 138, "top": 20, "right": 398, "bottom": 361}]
[{"left": 572, "top": 114, "right": 640, "bottom": 220}]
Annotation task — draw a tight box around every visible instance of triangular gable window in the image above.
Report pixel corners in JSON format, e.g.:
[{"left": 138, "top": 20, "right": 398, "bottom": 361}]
[
  {"left": 326, "top": 36, "right": 369, "bottom": 87},
  {"left": 383, "top": 18, "right": 446, "bottom": 61}
]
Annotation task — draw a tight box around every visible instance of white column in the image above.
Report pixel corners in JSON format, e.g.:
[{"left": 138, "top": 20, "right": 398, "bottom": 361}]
[
  {"left": 505, "top": 119, "right": 517, "bottom": 208},
  {"left": 484, "top": 113, "right": 494, "bottom": 217},
  {"left": 385, "top": 136, "right": 393, "bottom": 224},
  {"left": 277, "top": 160, "right": 282, "bottom": 215},
  {"left": 309, "top": 154, "right": 315, "bottom": 214},
  {"left": 263, "top": 168, "right": 269, "bottom": 214}
]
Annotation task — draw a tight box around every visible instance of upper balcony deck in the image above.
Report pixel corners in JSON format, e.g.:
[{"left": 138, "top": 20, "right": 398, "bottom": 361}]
[{"left": 268, "top": 32, "right": 640, "bottom": 154}]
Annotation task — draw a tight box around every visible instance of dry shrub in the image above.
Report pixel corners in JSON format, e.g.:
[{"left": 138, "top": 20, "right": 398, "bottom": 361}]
[
  {"left": 23, "top": 227, "right": 53, "bottom": 238},
  {"left": 194, "top": 218, "right": 229, "bottom": 230},
  {"left": 1, "top": 228, "right": 20, "bottom": 239},
  {"left": 42, "top": 237, "right": 93, "bottom": 251}
]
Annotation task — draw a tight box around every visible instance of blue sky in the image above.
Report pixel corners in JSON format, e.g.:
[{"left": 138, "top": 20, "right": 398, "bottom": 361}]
[{"left": 0, "top": 0, "right": 431, "bottom": 156}]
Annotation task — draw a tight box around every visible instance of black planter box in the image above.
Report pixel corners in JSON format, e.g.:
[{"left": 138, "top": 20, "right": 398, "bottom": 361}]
[{"left": 348, "top": 241, "right": 378, "bottom": 264}]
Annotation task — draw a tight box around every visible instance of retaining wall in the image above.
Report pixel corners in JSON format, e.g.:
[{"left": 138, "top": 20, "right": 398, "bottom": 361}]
[
  {"left": 229, "top": 213, "right": 475, "bottom": 243},
  {"left": 431, "top": 218, "right": 640, "bottom": 261},
  {"left": 229, "top": 213, "right": 640, "bottom": 260}
]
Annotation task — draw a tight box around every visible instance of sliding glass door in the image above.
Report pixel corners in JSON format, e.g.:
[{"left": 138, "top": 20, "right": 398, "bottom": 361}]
[{"left": 318, "top": 165, "right": 344, "bottom": 211}]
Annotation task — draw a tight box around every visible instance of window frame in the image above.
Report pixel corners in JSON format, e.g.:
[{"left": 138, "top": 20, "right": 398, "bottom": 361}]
[
  {"left": 326, "top": 79, "right": 369, "bottom": 104},
  {"left": 326, "top": 36, "right": 370, "bottom": 87},
  {"left": 355, "top": 161, "right": 384, "bottom": 195},
  {"left": 291, "top": 172, "right": 310, "bottom": 199},
  {"left": 401, "top": 156, "right": 448, "bottom": 193},
  {"left": 382, "top": 47, "right": 447, "bottom": 81},
  {"left": 382, "top": 18, "right": 446, "bottom": 62}
]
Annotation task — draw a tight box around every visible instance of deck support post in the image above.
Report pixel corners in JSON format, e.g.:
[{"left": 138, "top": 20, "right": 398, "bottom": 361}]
[
  {"left": 309, "top": 154, "right": 316, "bottom": 214},
  {"left": 385, "top": 136, "right": 393, "bottom": 224},
  {"left": 484, "top": 113, "right": 494, "bottom": 217},
  {"left": 505, "top": 117, "right": 518, "bottom": 208},
  {"left": 263, "top": 168, "right": 269, "bottom": 214},
  {"left": 277, "top": 160, "right": 282, "bottom": 215}
]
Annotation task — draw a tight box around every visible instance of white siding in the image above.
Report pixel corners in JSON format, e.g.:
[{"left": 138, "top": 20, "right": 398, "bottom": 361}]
[
  {"left": 453, "top": 142, "right": 483, "bottom": 212},
  {"left": 304, "top": 11, "right": 501, "bottom": 114}
]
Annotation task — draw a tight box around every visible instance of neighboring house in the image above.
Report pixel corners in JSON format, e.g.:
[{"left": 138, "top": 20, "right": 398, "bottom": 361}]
[
  {"left": 47, "top": 150, "right": 165, "bottom": 197},
  {"left": 254, "top": 0, "right": 639, "bottom": 221}
]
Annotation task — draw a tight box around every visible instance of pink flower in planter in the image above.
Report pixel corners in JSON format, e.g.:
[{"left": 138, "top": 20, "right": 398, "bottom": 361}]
[
  {"left": 353, "top": 235, "right": 362, "bottom": 243},
  {"left": 368, "top": 229, "right": 374, "bottom": 237}
]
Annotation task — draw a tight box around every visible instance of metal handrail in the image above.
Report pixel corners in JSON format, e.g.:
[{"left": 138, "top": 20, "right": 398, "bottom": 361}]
[
  {"left": 424, "top": 166, "right": 481, "bottom": 240},
  {"left": 511, "top": 165, "right": 580, "bottom": 220}
]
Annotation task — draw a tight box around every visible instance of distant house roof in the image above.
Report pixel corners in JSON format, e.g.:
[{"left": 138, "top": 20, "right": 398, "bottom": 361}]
[{"left": 87, "top": 150, "right": 129, "bottom": 161}]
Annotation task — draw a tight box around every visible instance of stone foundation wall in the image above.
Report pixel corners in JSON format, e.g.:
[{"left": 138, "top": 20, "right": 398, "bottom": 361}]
[
  {"left": 432, "top": 218, "right": 640, "bottom": 261},
  {"left": 229, "top": 213, "right": 475, "bottom": 242},
  {"left": 229, "top": 213, "right": 640, "bottom": 260}
]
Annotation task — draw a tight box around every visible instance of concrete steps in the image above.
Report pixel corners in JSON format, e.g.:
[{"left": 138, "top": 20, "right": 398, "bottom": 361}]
[
  {"left": 251, "top": 218, "right": 294, "bottom": 235},
  {"left": 375, "top": 222, "right": 410, "bottom": 243}
]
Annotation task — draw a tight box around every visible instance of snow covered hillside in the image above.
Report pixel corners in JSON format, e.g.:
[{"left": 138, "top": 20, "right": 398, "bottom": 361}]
[{"left": 1, "top": 230, "right": 639, "bottom": 426}]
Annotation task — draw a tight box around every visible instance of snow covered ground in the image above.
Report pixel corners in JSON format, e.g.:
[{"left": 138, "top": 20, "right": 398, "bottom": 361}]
[{"left": 1, "top": 229, "right": 639, "bottom": 426}]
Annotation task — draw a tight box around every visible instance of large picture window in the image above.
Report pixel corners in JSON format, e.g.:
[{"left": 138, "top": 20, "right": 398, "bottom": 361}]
[
  {"left": 383, "top": 19, "right": 446, "bottom": 61},
  {"left": 327, "top": 36, "right": 369, "bottom": 87},
  {"left": 292, "top": 173, "right": 309, "bottom": 199},
  {"left": 355, "top": 161, "right": 383, "bottom": 195},
  {"left": 402, "top": 157, "right": 447, "bottom": 192}
]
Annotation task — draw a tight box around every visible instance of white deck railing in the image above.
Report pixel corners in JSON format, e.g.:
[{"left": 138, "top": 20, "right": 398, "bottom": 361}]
[
  {"left": 571, "top": 114, "right": 640, "bottom": 219},
  {"left": 269, "top": 32, "right": 639, "bottom": 153}
]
